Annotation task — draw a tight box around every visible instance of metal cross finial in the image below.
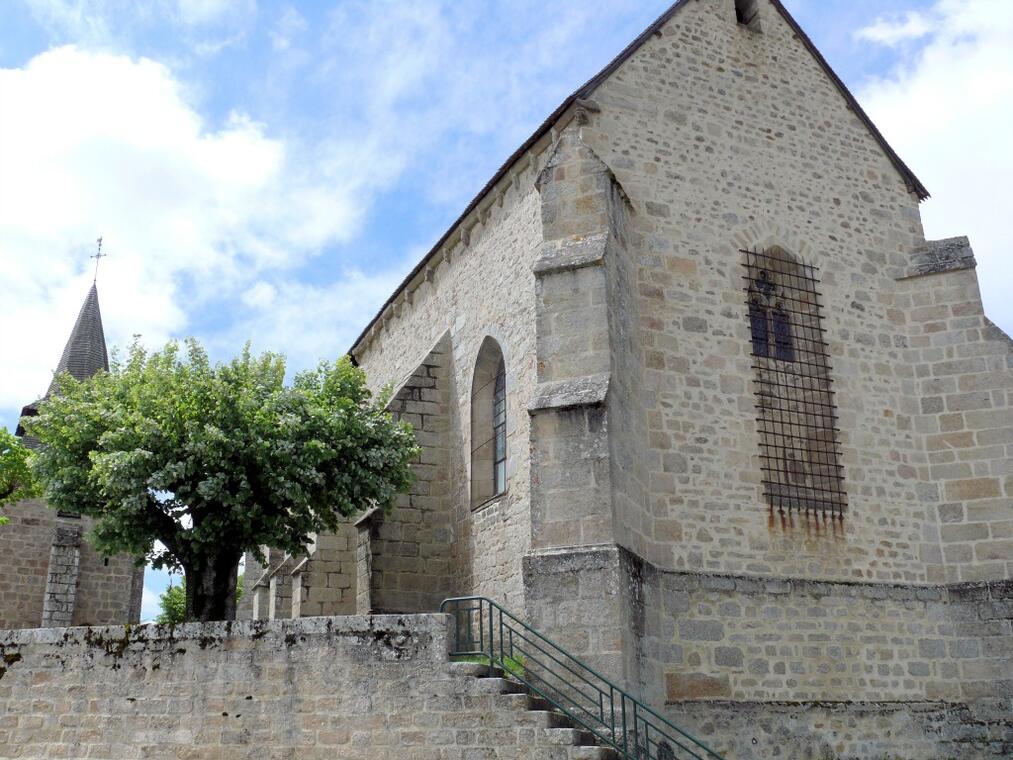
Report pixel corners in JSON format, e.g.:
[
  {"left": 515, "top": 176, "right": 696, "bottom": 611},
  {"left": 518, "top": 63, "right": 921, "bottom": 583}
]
[{"left": 90, "top": 237, "right": 106, "bottom": 282}]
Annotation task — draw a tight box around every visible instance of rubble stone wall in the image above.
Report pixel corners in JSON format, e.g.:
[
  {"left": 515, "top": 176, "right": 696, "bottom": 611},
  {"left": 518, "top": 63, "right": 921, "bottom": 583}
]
[{"left": 0, "top": 500, "right": 140, "bottom": 629}]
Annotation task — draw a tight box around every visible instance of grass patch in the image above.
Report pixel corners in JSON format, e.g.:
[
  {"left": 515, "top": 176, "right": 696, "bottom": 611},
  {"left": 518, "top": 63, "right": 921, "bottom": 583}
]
[{"left": 451, "top": 653, "right": 526, "bottom": 679}]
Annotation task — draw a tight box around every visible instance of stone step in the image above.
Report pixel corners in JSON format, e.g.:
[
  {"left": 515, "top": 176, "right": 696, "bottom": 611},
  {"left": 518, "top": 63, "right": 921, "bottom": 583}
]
[
  {"left": 451, "top": 659, "right": 623, "bottom": 760},
  {"left": 469, "top": 676, "right": 528, "bottom": 695},
  {"left": 449, "top": 661, "right": 504, "bottom": 678},
  {"left": 570, "top": 747, "right": 621, "bottom": 760},
  {"left": 494, "top": 692, "right": 534, "bottom": 712},
  {"left": 542, "top": 727, "right": 598, "bottom": 746},
  {"left": 528, "top": 709, "right": 577, "bottom": 729}
]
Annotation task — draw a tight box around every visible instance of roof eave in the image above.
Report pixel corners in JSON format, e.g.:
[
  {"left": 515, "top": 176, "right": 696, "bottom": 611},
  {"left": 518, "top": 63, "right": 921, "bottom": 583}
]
[{"left": 348, "top": 0, "right": 929, "bottom": 359}]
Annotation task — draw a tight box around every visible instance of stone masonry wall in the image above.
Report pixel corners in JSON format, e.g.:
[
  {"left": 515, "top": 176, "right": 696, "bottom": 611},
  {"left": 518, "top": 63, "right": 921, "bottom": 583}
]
[
  {"left": 353, "top": 174, "right": 542, "bottom": 612},
  {"left": 0, "top": 500, "right": 55, "bottom": 628},
  {"left": 0, "top": 500, "right": 141, "bottom": 629},
  {"left": 897, "top": 253, "right": 1013, "bottom": 583},
  {"left": 291, "top": 525, "right": 358, "bottom": 618},
  {"left": 70, "top": 530, "right": 142, "bottom": 627},
  {"left": 524, "top": 544, "right": 1012, "bottom": 759},
  {"left": 40, "top": 523, "right": 82, "bottom": 627},
  {"left": 581, "top": 0, "right": 943, "bottom": 583},
  {"left": 638, "top": 566, "right": 1011, "bottom": 707},
  {"left": 0, "top": 615, "right": 625, "bottom": 760},
  {"left": 361, "top": 336, "right": 456, "bottom": 613}
]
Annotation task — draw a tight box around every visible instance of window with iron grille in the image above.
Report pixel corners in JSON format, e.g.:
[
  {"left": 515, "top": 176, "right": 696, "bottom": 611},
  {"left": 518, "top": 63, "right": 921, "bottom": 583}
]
[{"left": 742, "top": 247, "right": 847, "bottom": 518}]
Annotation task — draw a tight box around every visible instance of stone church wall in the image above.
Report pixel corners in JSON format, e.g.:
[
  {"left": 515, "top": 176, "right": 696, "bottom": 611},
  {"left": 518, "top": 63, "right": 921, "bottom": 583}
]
[
  {"left": 525, "top": 545, "right": 1012, "bottom": 759},
  {"left": 898, "top": 257, "right": 1013, "bottom": 583},
  {"left": 355, "top": 336, "right": 456, "bottom": 613},
  {"left": 580, "top": 0, "right": 946, "bottom": 583},
  {"left": 352, "top": 172, "right": 544, "bottom": 612}
]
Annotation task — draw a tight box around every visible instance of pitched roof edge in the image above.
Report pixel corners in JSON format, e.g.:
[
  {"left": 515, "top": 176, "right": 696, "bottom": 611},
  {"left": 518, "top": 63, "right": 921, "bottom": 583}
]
[
  {"left": 348, "top": 0, "right": 693, "bottom": 360},
  {"left": 769, "top": 0, "right": 929, "bottom": 201},
  {"left": 349, "top": 0, "right": 927, "bottom": 359}
]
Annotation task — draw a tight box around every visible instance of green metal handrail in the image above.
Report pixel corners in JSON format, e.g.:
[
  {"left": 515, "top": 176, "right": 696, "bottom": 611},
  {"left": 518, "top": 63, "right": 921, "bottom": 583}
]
[{"left": 440, "top": 596, "right": 727, "bottom": 760}]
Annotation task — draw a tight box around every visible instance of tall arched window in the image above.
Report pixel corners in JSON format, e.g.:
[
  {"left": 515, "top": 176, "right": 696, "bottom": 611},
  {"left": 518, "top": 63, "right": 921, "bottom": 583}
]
[
  {"left": 742, "top": 246, "right": 847, "bottom": 518},
  {"left": 471, "top": 337, "right": 507, "bottom": 508}
]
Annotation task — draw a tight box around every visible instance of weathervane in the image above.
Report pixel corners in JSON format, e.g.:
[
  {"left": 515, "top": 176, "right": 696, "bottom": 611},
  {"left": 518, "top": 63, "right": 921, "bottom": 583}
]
[{"left": 90, "top": 237, "right": 106, "bottom": 283}]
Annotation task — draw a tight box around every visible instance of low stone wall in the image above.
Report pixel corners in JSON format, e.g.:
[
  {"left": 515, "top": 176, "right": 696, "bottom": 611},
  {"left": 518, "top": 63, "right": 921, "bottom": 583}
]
[{"left": 0, "top": 614, "right": 603, "bottom": 760}]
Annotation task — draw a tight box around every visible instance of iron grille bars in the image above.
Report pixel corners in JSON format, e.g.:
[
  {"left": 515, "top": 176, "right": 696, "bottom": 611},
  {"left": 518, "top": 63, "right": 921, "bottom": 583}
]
[{"left": 741, "top": 247, "right": 847, "bottom": 518}]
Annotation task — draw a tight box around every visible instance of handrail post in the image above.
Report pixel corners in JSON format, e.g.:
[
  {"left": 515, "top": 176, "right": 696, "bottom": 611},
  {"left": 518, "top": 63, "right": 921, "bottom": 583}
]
[
  {"left": 609, "top": 685, "right": 616, "bottom": 744},
  {"left": 498, "top": 607, "right": 504, "bottom": 674},
  {"left": 438, "top": 597, "right": 726, "bottom": 760},
  {"left": 487, "top": 599, "right": 495, "bottom": 678},
  {"left": 632, "top": 701, "right": 640, "bottom": 759},
  {"left": 621, "top": 694, "right": 628, "bottom": 756}
]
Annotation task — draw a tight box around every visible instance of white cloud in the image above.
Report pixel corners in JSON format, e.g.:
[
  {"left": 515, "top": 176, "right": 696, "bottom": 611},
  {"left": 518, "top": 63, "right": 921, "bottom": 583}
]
[
  {"left": 21, "top": 0, "right": 257, "bottom": 55},
  {"left": 0, "top": 46, "right": 394, "bottom": 412},
  {"left": 221, "top": 260, "right": 417, "bottom": 369},
  {"left": 176, "top": 0, "right": 255, "bottom": 27},
  {"left": 856, "top": 0, "right": 1013, "bottom": 334},
  {"left": 316, "top": 0, "right": 644, "bottom": 209},
  {"left": 855, "top": 11, "right": 932, "bottom": 46},
  {"left": 20, "top": 0, "right": 114, "bottom": 42},
  {"left": 270, "top": 6, "right": 306, "bottom": 52}
]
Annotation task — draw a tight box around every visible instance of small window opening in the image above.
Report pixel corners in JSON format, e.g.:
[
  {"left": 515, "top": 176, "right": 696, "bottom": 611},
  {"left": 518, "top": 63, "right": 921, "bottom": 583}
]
[{"left": 735, "top": 0, "right": 761, "bottom": 31}]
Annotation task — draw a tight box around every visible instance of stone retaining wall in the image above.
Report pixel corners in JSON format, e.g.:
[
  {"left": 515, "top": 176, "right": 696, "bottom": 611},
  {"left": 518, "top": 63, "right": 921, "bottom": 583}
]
[{"left": 0, "top": 614, "right": 611, "bottom": 760}]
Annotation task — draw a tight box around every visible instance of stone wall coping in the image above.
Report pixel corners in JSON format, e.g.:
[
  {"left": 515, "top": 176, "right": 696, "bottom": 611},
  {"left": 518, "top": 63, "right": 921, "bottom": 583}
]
[
  {"left": 900, "top": 235, "right": 976, "bottom": 279},
  {"left": 670, "top": 699, "right": 1000, "bottom": 714},
  {"left": 264, "top": 553, "right": 295, "bottom": 581},
  {"left": 353, "top": 505, "right": 384, "bottom": 528},
  {"left": 528, "top": 374, "right": 610, "bottom": 414},
  {"left": 532, "top": 234, "right": 609, "bottom": 276},
  {"left": 523, "top": 543, "right": 1012, "bottom": 602},
  {"left": 0, "top": 612, "right": 452, "bottom": 645},
  {"left": 523, "top": 543, "right": 620, "bottom": 574}
]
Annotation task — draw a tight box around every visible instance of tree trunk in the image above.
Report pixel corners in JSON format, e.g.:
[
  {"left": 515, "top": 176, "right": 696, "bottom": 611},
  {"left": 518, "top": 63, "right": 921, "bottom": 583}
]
[{"left": 184, "top": 551, "right": 241, "bottom": 622}]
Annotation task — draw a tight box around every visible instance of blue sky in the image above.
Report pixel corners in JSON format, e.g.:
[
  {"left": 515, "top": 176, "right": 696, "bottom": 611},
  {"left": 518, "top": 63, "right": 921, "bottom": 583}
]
[{"left": 1, "top": 0, "right": 1011, "bottom": 619}]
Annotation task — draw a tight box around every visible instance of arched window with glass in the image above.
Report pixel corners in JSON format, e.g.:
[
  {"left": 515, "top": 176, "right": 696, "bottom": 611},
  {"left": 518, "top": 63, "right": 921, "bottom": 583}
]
[{"left": 471, "top": 337, "right": 507, "bottom": 508}]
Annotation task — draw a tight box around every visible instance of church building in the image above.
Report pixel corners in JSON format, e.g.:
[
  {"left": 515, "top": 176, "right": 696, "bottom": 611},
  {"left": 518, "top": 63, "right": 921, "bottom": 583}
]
[
  {"left": 242, "top": 0, "right": 1011, "bottom": 755},
  {"left": 0, "top": 284, "right": 144, "bottom": 629}
]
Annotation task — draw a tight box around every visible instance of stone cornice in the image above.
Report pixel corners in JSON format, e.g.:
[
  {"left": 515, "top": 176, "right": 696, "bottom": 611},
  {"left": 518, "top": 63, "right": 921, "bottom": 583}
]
[{"left": 528, "top": 373, "right": 610, "bottom": 414}]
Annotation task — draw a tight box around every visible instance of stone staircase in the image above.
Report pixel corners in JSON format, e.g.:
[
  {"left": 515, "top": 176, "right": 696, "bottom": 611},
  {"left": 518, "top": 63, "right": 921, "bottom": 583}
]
[{"left": 448, "top": 660, "right": 620, "bottom": 759}]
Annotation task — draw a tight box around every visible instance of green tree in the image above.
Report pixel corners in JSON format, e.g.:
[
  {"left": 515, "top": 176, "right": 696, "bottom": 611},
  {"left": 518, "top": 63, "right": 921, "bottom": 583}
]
[
  {"left": 156, "top": 576, "right": 243, "bottom": 624},
  {"left": 0, "top": 427, "right": 42, "bottom": 525},
  {"left": 26, "top": 339, "right": 418, "bottom": 622},
  {"left": 155, "top": 582, "right": 186, "bottom": 624}
]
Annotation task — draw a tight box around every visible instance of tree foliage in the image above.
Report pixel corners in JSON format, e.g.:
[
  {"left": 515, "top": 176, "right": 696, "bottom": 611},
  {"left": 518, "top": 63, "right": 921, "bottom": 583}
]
[
  {"left": 26, "top": 339, "right": 418, "bottom": 621},
  {"left": 156, "top": 576, "right": 243, "bottom": 625},
  {"left": 155, "top": 582, "right": 186, "bottom": 625},
  {"left": 0, "top": 427, "right": 42, "bottom": 524}
]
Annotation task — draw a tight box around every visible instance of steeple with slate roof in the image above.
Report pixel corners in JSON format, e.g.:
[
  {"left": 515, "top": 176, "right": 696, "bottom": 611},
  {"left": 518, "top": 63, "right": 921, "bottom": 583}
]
[
  {"left": 48, "top": 283, "right": 109, "bottom": 390},
  {"left": 16, "top": 284, "right": 110, "bottom": 440}
]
